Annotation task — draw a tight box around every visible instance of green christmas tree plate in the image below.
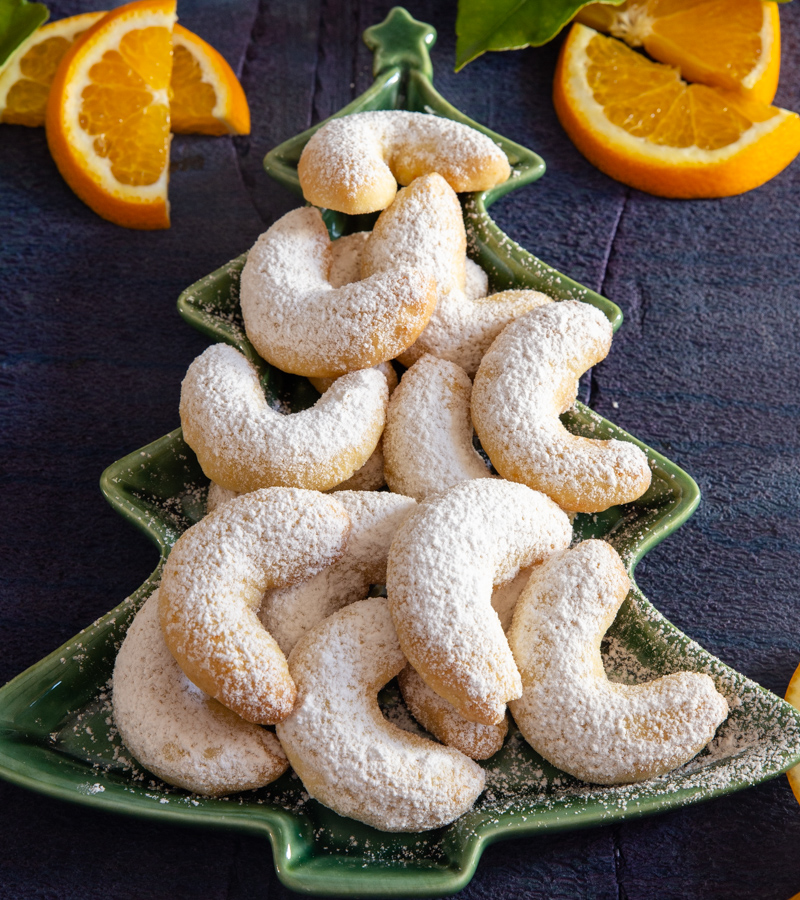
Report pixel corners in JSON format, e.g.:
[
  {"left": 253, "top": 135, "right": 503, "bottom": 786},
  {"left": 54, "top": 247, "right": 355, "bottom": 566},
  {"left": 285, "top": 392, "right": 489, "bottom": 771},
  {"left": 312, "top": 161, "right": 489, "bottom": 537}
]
[{"left": 1, "top": 8, "right": 799, "bottom": 898}]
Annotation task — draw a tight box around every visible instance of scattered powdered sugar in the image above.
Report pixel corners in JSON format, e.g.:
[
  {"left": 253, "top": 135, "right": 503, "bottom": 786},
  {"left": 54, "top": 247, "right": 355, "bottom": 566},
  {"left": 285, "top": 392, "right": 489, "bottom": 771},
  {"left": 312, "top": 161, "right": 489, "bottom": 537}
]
[
  {"left": 472, "top": 302, "right": 652, "bottom": 512},
  {"left": 276, "top": 597, "right": 486, "bottom": 832},
  {"left": 383, "top": 354, "right": 492, "bottom": 501},
  {"left": 180, "top": 344, "right": 388, "bottom": 493},
  {"left": 387, "top": 479, "right": 572, "bottom": 725},
  {"left": 240, "top": 207, "right": 435, "bottom": 377}
]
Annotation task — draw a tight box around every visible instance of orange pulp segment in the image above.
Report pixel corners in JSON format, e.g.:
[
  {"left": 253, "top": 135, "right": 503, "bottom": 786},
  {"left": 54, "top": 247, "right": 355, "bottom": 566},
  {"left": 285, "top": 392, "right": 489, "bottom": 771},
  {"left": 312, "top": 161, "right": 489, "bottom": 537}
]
[
  {"left": 553, "top": 23, "right": 800, "bottom": 197},
  {"left": 2, "top": 12, "right": 249, "bottom": 135},
  {"left": 45, "top": 0, "right": 176, "bottom": 229},
  {"left": 0, "top": 12, "right": 105, "bottom": 126},
  {"left": 576, "top": 0, "right": 780, "bottom": 104},
  {"left": 170, "top": 23, "right": 250, "bottom": 135}
]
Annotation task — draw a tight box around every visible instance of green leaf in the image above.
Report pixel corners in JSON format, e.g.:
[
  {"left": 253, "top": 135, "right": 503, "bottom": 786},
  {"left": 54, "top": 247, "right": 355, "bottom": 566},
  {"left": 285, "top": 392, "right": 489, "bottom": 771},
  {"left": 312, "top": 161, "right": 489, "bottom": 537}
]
[
  {"left": 455, "top": 0, "right": 623, "bottom": 70},
  {"left": 0, "top": 0, "right": 48, "bottom": 71}
]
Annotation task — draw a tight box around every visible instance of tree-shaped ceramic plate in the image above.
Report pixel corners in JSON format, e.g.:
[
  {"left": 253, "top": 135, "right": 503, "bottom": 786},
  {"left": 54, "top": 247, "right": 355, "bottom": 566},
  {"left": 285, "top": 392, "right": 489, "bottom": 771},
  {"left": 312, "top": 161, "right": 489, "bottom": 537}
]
[{"left": 1, "top": 8, "right": 799, "bottom": 898}]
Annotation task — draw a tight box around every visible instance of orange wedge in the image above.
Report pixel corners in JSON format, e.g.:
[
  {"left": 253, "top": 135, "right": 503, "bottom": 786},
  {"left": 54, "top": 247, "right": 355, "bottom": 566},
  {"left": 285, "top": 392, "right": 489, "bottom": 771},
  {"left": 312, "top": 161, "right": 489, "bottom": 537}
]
[
  {"left": 170, "top": 23, "right": 250, "bottom": 135},
  {"left": 786, "top": 660, "right": 800, "bottom": 807},
  {"left": 553, "top": 23, "right": 800, "bottom": 198},
  {"left": 1, "top": 11, "right": 250, "bottom": 135},
  {"left": 576, "top": 0, "right": 781, "bottom": 104},
  {"left": 0, "top": 11, "right": 105, "bottom": 126},
  {"left": 45, "top": 0, "right": 176, "bottom": 230}
]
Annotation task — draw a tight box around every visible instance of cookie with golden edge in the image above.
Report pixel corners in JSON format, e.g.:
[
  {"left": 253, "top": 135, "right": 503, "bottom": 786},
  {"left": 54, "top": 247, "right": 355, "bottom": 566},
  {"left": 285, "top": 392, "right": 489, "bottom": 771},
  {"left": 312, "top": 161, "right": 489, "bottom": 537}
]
[
  {"left": 180, "top": 344, "right": 388, "bottom": 494},
  {"left": 383, "top": 354, "right": 492, "bottom": 501},
  {"left": 387, "top": 479, "right": 572, "bottom": 725},
  {"left": 361, "top": 173, "right": 553, "bottom": 377},
  {"left": 114, "top": 591, "right": 288, "bottom": 796},
  {"left": 397, "top": 567, "right": 533, "bottom": 759},
  {"left": 159, "top": 487, "right": 351, "bottom": 724},
  {"left": 276, "top": 597, "right": 486, "bottom": 832},
  {"left": 507, "top": 540, "right": 729, "bottom": 784},
  {"left": 240, "top": 207, "right": 436, "bottom": 378},
  {"left": 472, "top": 301, "right": 652, "bottom": 513},
  {"left": 298, "top": 110, "right": 510, "bottom": 214},
  {"left": 259, "top": 491, "right": 416, "bottom": 656}
]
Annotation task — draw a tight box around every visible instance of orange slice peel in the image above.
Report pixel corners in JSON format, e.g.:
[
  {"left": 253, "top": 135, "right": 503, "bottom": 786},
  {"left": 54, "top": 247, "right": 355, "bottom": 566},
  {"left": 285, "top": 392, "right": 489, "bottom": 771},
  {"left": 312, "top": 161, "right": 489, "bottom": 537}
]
[
  {"left": 786, "top": 660, "right": 800, "bottom": 807},
  {"left": 170, "top": 23, "right": 250, "bottom": 135},
  {"left": 45, "top": 0, "right": 177, "bottom": 230},
  {"left": 553, "top": 23, "right": 800, "bottom": 198}
]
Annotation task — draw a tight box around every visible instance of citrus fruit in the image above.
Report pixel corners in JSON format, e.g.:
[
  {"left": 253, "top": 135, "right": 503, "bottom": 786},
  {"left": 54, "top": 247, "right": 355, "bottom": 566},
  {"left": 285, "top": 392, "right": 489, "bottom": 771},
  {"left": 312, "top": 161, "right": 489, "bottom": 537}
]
[
  {"left": 1, "top": 12, "right": 250, "bottom": 135},
  {"left": 553, "top": 23, "right": 800, "bottom": 198},
  {"left": 45, "top": 0, "right": 176, "bottom": 230},
  {"left": 576, "top": 0, "right": 781, "bottom": 104},
  {"left": 786, "top": 660, "right": 800, "bottom": 807},
  {"left": 0, "top": 11, "right": 105, "bottom": 126},
  {"left": 170, "top": 24, "right": 250, "bottom": 135}
]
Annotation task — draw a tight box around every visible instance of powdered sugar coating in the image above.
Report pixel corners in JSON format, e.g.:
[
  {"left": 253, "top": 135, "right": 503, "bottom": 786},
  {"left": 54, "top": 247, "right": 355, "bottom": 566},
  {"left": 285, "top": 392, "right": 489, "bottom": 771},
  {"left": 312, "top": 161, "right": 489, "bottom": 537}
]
[
  {"left": 398, "top": 666, "right": 508, "bottom": 760},
  {"left": 113, "top": 591, "right": 288, "bottom": 796},
  {"left": 399, "top": 285, "right": 553, "bottom": 377},
  {"left": 383, "top": 354, "right": 492, "bottom": 501},
  {"left": 387, "top": 479, "right": 572, "bottom": 725},
  {"left": 260, "top": 491, "right": 416, "bottom": 655},
  {"left": 298, "top": 110, "right": 510, "bottom": 214},
  {"left": 276, "top": 597, "right": 486, "bottom": 832},
  {"left": 180, "top": 343, "right": 388, "bottom": 493},
  {"left": 159, "top": 488, "right": 351, "bottom": 723},
  {"left": 240, "top": 207, "right": 436, "bottom": 378},
  {"left": 327, "top": 230, "right": 369, "bottom": 288},
  {"left": 361, "top": 173, "right": 467, "bottom": 296},
  {"left": 397, "top": 567, "right": 533, "bottom": 759},
  {"left": 507, "top": 541, "right": 729, "bottom": 784},
  {"left": 472, "top": 301, "right": 652, "bottom": 512}
]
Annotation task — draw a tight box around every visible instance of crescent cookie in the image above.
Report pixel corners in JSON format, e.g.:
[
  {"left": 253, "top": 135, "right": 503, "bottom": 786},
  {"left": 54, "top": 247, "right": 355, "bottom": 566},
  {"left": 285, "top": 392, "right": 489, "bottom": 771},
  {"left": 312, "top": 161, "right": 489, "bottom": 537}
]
[
  {"left": 397, "top": 568, "right": 533, "bottom": 760},
  {"left": 276, "top": 597, "right": 486, "bottom": 832},
  {"left": 383, "top": 354, "right": 492, "bottom": 501},
  {"left": 397, "top": 283, "right": 553, "bottom": 378},
  {"left": 472, "top": 301, "right": 652, "bottom": 513},
  {"left": 387, "top": 479, "right": 572, "bottom": 725},
  {"left": 361, "top": 173, "right": 553, "bottom": 377},
  {"left": 113, "top": 591, "right": 288, "bottom": 796},
  {"left": 240, "top": 206, "right": 436, "bottom": 378},
  {"left": 180, "top": 343, "right": 388, "bottom": 494},
  {"left": 159, "top": 488, "right": 351, "bottom": 724},
  {"left": 298, "top": 110, "right": 510, "bottom": 214},
  {"left": 508, "top": 540, "right": 729, "bottom": 784},
  {"left": 259, "top": 490, "right": 416, "bottom": 655},
  {"left": 360, "top": 172, "right": 467, "bottom": 297}
]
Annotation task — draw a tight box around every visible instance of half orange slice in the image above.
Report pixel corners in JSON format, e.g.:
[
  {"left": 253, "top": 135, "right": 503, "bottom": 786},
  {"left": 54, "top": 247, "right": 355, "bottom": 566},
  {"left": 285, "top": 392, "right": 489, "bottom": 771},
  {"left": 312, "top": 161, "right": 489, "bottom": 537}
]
[
  {"left": 553, "top": 23, "right": 800, "bottom": 198},
  {"left": 45, "top": 0, "right": 176, "bottom": 229}
]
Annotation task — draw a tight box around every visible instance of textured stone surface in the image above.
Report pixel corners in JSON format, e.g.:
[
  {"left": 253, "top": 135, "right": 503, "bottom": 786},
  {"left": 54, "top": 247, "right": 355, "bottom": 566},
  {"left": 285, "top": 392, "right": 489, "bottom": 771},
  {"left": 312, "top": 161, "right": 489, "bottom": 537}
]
[{"left": 1, "top": 0, "right": 800, "bottom": 897}]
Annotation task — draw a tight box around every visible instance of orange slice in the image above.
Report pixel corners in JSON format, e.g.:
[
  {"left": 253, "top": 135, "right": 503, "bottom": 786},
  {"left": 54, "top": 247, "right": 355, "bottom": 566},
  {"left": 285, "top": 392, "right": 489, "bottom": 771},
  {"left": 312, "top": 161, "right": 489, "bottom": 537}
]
[
  {"left": 553, "top": 23, "right": 800, "bottom": 198},
  {"left": 786, "top": 660, "right": 800, "bottom": 807},
  {"left": 45, "top": 0, "right": 176, "bottom": 230},
  {"left": 0, "top": 11, "right": 105, "bottom": 126},
  {"left": 1, "top": 12, "right": 250, "bottom": 135},
  {"left": 170, "top": 23, "right": 250, "bottom": 135},
  {"left": 576, "top": 0, "right": 780, "bottom": 104}
]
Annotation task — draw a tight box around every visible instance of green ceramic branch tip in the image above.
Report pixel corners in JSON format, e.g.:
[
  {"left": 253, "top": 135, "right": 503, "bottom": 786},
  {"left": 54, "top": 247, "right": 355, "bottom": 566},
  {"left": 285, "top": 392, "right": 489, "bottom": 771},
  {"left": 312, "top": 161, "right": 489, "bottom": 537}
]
[{"left": 363, "top": 6, "right": 436, "bottom": 80}]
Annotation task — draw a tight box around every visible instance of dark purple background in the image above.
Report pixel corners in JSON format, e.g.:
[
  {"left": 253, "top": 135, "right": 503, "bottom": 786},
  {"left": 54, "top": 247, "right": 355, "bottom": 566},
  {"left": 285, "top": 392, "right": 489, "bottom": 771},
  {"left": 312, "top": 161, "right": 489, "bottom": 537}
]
[{"left": 2, "top": 1, "right": 800, "bottom": 897}]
